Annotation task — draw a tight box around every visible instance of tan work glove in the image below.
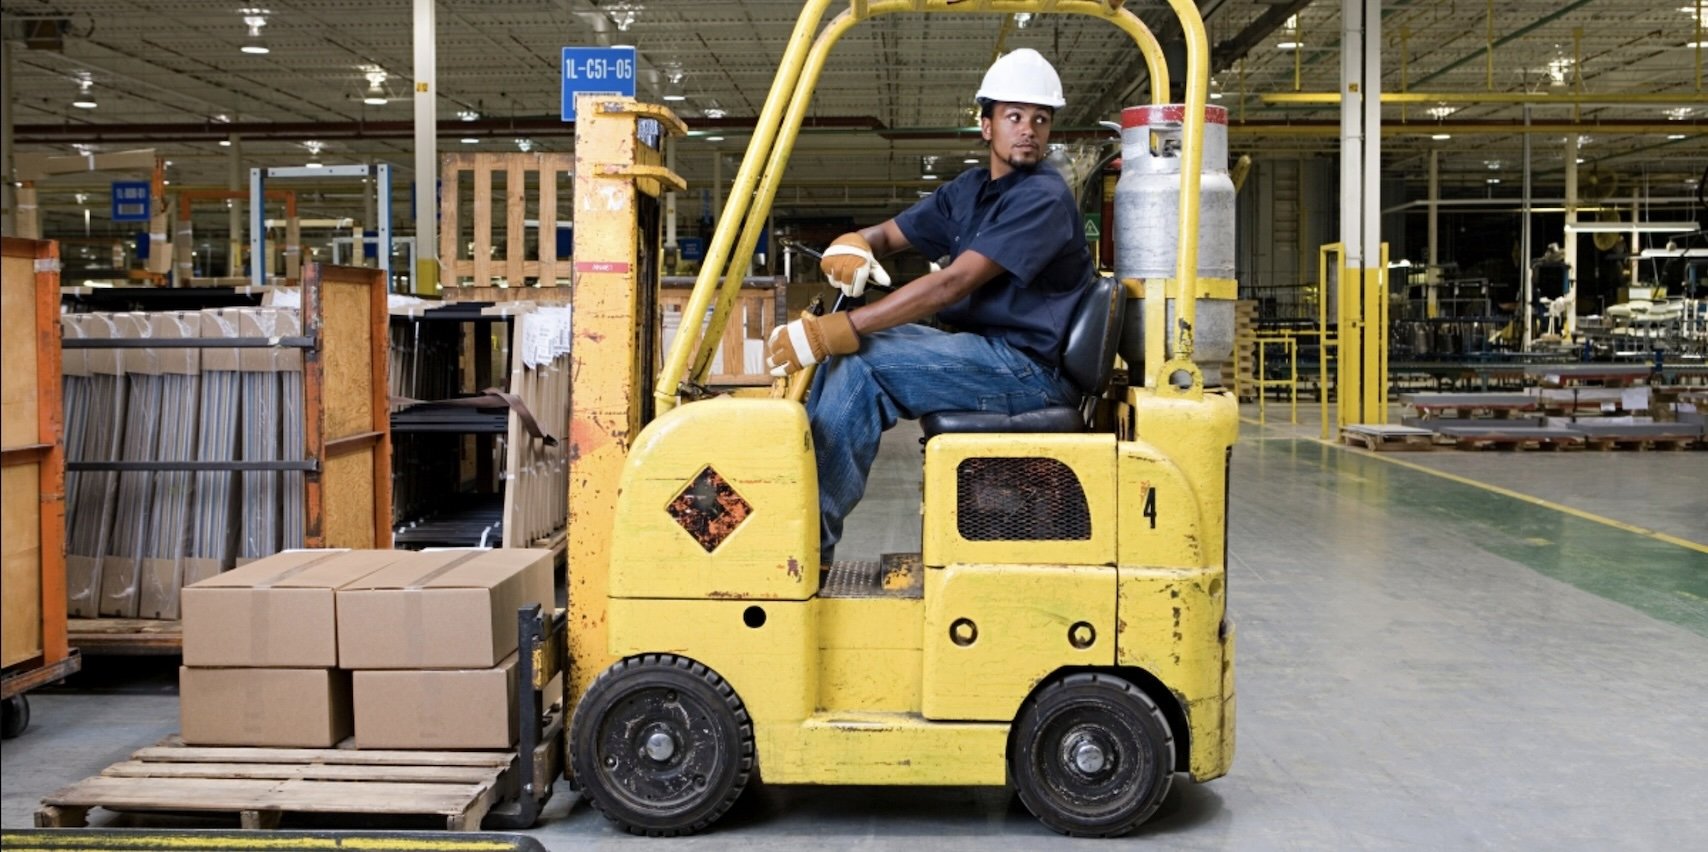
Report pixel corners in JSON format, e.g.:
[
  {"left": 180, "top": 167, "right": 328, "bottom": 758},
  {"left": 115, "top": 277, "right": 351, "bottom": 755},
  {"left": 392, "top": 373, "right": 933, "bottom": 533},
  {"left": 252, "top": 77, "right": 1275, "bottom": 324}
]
[
  {"left": 766, "top": 311, "right": 860, "bottom": 377},
  {"left": 820, "top": 233, "right": 891, "bottom": 298}
]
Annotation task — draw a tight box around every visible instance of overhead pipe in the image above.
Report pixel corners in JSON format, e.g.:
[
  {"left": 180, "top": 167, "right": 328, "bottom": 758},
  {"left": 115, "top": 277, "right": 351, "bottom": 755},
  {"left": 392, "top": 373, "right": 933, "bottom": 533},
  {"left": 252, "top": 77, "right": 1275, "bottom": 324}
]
[
  {"left": 19, "top": 115, "right": 1701, "bottom": 147},
  {"left": 1262, "top": 91, "right": 1708, "bottom": 106},
  {"left": 1210, "top": 0, "right": 1315, "bottom": 74},
  {"left": 14, "top": 115, "right": 889, "bottom": 144}
]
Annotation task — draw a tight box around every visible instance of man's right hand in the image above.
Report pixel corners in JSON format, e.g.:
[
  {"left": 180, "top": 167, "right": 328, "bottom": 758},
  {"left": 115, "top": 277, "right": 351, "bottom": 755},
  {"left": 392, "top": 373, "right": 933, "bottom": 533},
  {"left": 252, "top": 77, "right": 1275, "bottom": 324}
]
[{"left": 820, "top": 233, "right": 891, "bottom": 298}]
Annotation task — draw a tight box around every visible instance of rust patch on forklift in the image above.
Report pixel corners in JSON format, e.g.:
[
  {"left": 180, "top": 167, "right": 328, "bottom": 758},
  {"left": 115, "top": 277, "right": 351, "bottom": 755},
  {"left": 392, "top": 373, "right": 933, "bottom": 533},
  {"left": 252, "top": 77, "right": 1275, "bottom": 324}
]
[
  {"left": 784, "top": 558, "right": 803, "bottom": 580},
  {"left": 666, "top": 466, "right": 752, "bottom": 552}
]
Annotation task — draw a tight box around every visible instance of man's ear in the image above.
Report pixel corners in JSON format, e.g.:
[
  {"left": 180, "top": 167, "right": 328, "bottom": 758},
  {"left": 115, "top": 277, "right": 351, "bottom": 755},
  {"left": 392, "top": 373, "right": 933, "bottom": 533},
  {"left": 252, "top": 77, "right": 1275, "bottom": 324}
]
[{"left": 979, "top": 116, "right": 992, "bottom": 143}]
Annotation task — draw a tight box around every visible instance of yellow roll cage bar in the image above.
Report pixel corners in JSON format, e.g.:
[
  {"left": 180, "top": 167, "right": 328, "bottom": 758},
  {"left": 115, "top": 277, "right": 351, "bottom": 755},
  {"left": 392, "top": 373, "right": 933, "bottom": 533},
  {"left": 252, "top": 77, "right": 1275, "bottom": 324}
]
[{"left": 654, "top": 0, "right": 1212, "bottom": 413}]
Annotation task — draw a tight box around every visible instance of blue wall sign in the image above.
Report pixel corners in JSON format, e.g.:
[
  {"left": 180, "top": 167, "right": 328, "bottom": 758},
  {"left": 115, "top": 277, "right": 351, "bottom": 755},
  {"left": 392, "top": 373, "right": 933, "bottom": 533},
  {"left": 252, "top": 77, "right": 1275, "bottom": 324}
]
[
  {"left": 111, "top": 181, "right": 151, "bottom": 222},
  {"left": 562, "top": 46, "right": 637, "bottom": 121},
  {"left": 677, "top": 237, "right": 705, "bottom": 261}
]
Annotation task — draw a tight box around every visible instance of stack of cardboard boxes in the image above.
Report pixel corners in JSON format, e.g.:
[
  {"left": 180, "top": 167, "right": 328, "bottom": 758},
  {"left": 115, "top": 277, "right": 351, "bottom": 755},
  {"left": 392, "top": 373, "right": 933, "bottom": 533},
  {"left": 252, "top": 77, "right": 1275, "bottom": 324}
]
[{"left": 180, "top": 548, "right": 554, "bottom": 749}]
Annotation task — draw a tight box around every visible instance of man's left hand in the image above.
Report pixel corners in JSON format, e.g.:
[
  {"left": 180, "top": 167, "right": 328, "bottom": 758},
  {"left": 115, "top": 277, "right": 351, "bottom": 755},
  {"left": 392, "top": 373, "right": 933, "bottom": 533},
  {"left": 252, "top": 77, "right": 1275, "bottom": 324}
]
[{"left": 766, "top": 311, "right": 860, "bottom": 377}]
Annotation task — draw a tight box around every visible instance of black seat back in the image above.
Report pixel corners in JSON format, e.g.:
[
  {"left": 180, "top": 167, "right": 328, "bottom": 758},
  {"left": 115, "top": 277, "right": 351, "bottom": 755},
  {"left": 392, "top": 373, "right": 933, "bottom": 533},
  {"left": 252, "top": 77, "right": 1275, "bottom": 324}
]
[
  {"left": 1058, "top": 275, "right": 1126, "bottom": 397},
  {"left": 918, "top": 275, "right": 1124, "bottom": 439}
]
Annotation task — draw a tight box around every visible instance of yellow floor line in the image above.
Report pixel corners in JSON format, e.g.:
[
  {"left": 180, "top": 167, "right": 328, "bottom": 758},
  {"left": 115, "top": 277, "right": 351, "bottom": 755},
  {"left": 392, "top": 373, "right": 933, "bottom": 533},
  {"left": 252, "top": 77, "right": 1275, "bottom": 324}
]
[{"left": 1286, "top": 429, "right": 1708, "bottom": 555}]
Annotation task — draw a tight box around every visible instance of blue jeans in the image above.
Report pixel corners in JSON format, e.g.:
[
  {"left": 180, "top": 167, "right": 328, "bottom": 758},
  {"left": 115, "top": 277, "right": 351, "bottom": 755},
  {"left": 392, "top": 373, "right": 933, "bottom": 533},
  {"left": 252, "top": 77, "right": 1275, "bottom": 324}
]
[{"left": 806, "top": 323, "right": 1080, "bottom": 559}]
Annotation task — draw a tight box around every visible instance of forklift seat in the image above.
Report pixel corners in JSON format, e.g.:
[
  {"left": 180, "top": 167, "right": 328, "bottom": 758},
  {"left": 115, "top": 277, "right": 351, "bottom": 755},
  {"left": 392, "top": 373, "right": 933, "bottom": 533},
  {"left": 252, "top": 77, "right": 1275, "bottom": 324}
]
[{"left": 919, "top": 275, "right": 1125, "bottom": 438}]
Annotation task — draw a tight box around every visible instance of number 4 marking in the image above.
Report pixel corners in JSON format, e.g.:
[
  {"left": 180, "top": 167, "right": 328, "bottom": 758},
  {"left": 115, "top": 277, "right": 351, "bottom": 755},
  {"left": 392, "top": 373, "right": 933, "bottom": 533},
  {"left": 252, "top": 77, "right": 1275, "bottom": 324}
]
[{"left": 1142, "top": 487, "right": 1158, "bottom": 529}]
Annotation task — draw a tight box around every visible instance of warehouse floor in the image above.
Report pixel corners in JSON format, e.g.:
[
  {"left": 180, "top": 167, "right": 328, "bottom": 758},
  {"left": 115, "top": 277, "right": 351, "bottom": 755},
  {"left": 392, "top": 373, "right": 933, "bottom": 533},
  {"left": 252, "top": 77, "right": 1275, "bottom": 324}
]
[{"left": 5, "top": 408, "right": 1706, "bottom": 849}]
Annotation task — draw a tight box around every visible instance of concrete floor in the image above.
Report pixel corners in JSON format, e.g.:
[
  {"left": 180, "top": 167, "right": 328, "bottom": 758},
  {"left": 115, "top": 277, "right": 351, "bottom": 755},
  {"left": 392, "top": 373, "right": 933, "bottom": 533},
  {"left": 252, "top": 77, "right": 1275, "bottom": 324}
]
[{"left": 5, "top": 408, "right": 1707, "bottom": 849}]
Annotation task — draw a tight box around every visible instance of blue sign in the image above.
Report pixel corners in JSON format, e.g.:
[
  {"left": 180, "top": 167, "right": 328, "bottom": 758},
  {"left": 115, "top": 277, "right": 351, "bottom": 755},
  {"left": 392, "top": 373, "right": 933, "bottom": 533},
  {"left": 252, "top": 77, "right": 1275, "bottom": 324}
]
[
  {"left": 677, "top": 237, "right": 705, "bottom": 261},
  {"left": 111, "top": 181, "right": 151, "bottom": 222},
  {"left": 561, "top": 46, "right": 637, "bottom": 121}
]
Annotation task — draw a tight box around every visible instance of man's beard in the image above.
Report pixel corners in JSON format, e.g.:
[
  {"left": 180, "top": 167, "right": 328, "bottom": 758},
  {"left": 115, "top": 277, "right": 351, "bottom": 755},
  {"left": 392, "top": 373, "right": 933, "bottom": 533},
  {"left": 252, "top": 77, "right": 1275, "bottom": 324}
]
[{"left": 1004, "top": 151, "right": 1042, "bottom": 171}]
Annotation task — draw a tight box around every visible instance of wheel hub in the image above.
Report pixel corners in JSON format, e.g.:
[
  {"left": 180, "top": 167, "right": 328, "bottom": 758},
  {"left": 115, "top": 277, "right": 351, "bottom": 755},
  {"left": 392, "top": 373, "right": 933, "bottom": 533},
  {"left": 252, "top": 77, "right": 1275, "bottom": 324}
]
[
  {"left": 642, "top": 727, "right": 678, "bottom": 762},
  {"left": 1058, "top": 724, "right": 1119, "bottom": 782},
  {"left": 1070, "top": 737, "right": 1107, "bottom": 774}
]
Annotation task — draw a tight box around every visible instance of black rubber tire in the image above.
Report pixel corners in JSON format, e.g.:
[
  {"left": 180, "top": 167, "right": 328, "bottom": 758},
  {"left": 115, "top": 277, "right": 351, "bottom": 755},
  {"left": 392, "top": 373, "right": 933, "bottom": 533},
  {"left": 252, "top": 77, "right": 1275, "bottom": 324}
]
[
  {"left": 569, "top": 654, "right": 754, "bottom": 836},
  {"left": 2, "top": 694, "right": 29, "bottom": 739},
  {"left": 1010, "top": 672, "right": 1175, "bottom": 837}
]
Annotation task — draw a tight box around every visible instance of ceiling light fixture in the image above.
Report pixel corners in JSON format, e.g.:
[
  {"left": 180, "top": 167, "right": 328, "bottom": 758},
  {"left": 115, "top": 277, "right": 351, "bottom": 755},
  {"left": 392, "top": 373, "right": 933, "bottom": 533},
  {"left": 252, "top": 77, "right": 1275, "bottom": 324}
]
[
  {"left": 219, "top": 139, "right": 232, "bottom": 147},
  {"left": 515, "top": 138, "right": 534, "bottom": 153},
  {"left": 461, "top": 137, "right": 480, "bottom": 144},
  {"left": 1277, "top": 14, "right": 1301, "bottom": 50},
  {"left": 1014, "top": 13, "right": 1033, "bottom": 29},
  {"left": 964, "top": 157, "right": 979, "bottom": 164},
  {"left": 239, "top": 9, "right": 271, "bottom": 54},
  {"left": 702, "top": 103, "right": 726, "bottom": 119},
  {"left": 608, "top": 2, "right": 641, "bottom": 32},
  {"left": 1665, "top": 107, "right": 1695, "bottom": 120},
  {"left": 1668, "top": 133, "right": 1688, "bottom": 140},
  {"left": 1431, "top": 133, "right": 1451, "bottom": 140},
  {"left": 458, "top": 109, "right": 479, "bottom": 122},
  {"left": 302, "top": 140, "right": 323, "bottom": 167},
  {"left": 705, "top": 135, "right": 724, "bottom": 142},
  {"left": 1426, "top": 105, "right": 1456, "bottom": 119},
  {"left": 71, "top": 74, "right": 97, "bottom": 109},
  {"left": 1546, "top": 50, "right": 1573, "bottom": 87},
  {"left": 661, "top": 68, "right": 686, "bottom": 103},
  {"left": 362, "top": 69, "right": 389, "bottom": 106},
  {"left": 1487, "top": 178, "right": 1501, "bottom": 184}
]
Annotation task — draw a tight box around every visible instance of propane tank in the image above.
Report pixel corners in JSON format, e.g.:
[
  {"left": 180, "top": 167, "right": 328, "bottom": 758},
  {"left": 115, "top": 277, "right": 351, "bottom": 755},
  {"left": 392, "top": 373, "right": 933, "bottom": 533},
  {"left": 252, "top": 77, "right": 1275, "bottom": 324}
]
[{"left": 1113, "top": 103, "right": 1237, "bottom": 383}]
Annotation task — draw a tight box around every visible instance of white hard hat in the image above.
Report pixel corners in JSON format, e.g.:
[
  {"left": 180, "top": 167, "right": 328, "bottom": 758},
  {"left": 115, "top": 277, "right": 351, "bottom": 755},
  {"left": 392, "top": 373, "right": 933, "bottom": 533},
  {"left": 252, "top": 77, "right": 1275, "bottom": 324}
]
[{"left": 974, "top": 48, "right": 1066, "bottom": 109}]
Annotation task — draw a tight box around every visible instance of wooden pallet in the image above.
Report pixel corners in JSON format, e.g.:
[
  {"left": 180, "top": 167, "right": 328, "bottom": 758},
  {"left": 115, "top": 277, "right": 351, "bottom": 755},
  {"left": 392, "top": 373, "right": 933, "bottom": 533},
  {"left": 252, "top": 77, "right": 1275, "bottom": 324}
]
[
  {"left": 1442, "top": 435, "right": 1585, "bottom": 451},
  {"left": 1583, "top": 435, "right": 1701, "bottom": 452},
  {"left": 440, "top": 152, "right": 574, "bottom": 290},
  {"left": 1340, "top": 425, "right": 1437, "bottom": 452},
  {"left": 67, "top": 618, "right": 182, "bottom": 656},
  {"left": 37, "top": 741, "right": 517, "bottom": 831}
]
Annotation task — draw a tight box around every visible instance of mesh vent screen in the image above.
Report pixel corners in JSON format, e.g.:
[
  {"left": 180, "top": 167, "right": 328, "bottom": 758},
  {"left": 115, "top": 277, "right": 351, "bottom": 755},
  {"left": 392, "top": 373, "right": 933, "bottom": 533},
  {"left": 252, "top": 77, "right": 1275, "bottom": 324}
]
[{"left": 955, "top": 457, "right": 1091, "bottom": 542}]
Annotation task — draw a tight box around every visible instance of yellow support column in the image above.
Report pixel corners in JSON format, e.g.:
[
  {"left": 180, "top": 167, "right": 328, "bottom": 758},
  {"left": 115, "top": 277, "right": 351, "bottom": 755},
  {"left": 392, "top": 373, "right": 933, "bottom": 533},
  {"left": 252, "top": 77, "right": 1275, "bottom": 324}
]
[
  {"left": 567, "top": 96, "right": 687, "bottom": 708},
  {"left": 1333, "top": 242, "right": 1391, "bottom": 429}
]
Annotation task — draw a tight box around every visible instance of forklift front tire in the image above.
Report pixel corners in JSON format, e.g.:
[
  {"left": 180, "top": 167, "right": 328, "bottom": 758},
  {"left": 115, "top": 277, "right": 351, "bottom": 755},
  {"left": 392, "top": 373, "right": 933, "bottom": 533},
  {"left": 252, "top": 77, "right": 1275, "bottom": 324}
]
[
  {"left": 569, "top": 654, "right": 754, "bottom": 837},
  {"left": 1010, "top": 672, "right": 1176, "bottom": 837}
]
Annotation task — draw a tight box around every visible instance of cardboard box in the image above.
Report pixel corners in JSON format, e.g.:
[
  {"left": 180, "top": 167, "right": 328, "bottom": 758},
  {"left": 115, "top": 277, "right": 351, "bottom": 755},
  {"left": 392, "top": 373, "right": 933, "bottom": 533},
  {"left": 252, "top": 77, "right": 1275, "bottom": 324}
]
[
  {"left": 353, "top": 653, "right": 518, "bottom": 749},
  {"left": 180, "top": 667, "right": 352, "bottom": 747},
  {"left": 337, "top": 549, "right": 555, "bottom": 670},
  {"left": 181, "top": 549, "right": 410, "bottom": 667}
]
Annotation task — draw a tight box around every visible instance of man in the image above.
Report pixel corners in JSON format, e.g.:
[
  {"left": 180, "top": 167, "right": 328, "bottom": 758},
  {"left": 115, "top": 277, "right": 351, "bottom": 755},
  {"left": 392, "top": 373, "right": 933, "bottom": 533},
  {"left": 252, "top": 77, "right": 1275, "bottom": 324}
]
[{"left": 766, "top": 48, "right": 1093, "bottom": 559}]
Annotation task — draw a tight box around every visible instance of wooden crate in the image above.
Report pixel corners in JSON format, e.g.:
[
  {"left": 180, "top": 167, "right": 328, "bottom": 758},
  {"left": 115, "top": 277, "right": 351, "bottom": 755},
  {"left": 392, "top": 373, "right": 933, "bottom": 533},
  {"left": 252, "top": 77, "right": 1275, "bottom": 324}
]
[
  {"left": 439, "top": 153, "right": 574, "bottom": 291},
  {"left": 61, "top": 264, "right": 392, "bottom": 648},
  {"left": 2, "top": 238, "right": 71, "bottom": 684},
  {"left": 658, "top": 276, "right": 787, "bottom": 387}
]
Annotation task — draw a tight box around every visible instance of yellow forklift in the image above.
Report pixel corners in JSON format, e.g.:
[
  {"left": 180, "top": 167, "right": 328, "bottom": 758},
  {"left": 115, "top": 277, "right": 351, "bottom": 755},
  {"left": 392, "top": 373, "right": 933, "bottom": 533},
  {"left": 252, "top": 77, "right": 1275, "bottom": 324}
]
[{"left": 564, "top": 0, "right": 1236, "bottom": 837}]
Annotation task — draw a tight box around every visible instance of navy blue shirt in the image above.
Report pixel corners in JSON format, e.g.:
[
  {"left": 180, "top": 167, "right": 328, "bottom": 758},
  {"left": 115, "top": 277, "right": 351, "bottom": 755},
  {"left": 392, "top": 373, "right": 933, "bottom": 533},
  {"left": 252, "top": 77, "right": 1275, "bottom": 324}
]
[{"left": 893, "top": 165, "right": 1092, "bottom": 369}]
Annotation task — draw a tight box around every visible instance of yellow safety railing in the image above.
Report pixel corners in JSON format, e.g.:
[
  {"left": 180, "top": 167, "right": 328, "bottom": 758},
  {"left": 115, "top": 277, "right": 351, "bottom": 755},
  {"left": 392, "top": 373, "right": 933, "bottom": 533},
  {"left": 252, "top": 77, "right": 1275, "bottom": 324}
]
[
  {"left": 1251, "top": 332, "right": 1303, "bottom": 425},
  {"left": 654, "top": 0, "right": 1208, "bottom": 413}
]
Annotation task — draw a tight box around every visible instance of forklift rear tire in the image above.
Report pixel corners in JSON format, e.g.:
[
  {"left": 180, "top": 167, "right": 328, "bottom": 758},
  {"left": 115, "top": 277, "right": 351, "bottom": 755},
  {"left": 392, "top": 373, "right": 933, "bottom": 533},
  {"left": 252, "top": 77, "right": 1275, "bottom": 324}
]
[
  {"left": 2, "top": 695, "right": 28, "bottom": 739},
  {"left": 1010, "top": 672, "right": 1175, "bottom": 837},
  {"left": 570, "top": 654, "right": 754, "bottom": 836}
]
